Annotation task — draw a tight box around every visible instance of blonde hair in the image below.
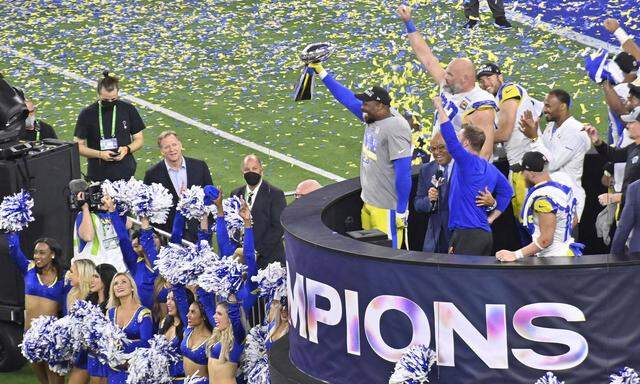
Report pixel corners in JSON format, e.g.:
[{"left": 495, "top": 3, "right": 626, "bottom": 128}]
[
  {"left": 67, "top": 259, "right": 96, "bottom": 312},
  {"left": 267, "top": 301, "right": 289, "bottom": 341},
  {"left": 107, "top": 272, "right": 142, "bottom": 309},
  {"left": 153, "top": 275, "right": 168, "bottom": 322},
  {"left": 206, "top": 302, "right": 235, "bottom": 363}
]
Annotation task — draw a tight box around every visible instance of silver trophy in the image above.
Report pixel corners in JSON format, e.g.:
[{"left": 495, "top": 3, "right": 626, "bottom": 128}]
[{"left": 294, "top": 42, "right": 335, "bottom": 102}]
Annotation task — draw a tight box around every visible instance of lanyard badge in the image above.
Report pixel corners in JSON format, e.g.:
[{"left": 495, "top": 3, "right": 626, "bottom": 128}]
[{"left": 98, "top": 101, "right": 118, "bottom": 151}]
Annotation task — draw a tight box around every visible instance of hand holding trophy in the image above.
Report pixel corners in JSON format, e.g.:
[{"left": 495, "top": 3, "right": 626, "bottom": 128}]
[{"left": 294, "top": 42, "right": 335, "bottom": 102}]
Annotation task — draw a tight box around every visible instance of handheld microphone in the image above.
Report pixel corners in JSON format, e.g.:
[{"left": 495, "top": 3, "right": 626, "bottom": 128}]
[{"left": 429, "top": 169, "right": 444, "bottom": 213}]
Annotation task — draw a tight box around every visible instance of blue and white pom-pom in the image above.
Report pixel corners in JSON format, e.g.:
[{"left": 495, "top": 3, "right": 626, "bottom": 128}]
[
  {"left": 535, "top": 372, "right": 565, "bottom": 384},
  {"left": 131, "top": 183, "right": 173, "bottom": 224},
  {"left": 46, "top": 316, "right": 84, "bottom": 375},
  {"left": 388, "top": 345, "right": 437, "bottom": 384},
  {"left": 125, "top": 334, "right": 180, "bottom": 384},
  {"left": 0, "top": 190, "right": 35, "bottom": 232},
  {"left": 20, "top": 315, "right": 57, "bottom": 362},
  {"left": 102, "top": 179, "right": 137, "bottom": 214},
  {"left": 246, "top": 355, "right": 270, "bottom": 384},
  {"left": 197, "top": 251, "right": 247, "bottom": 296},
  {"left": 610, "top": 367, "right": 640, "bottom": 384},
  {"left": 155, "top": 241, "right": 216, "bottom": 286},
  {"left": 251, "top": 262, "right": 287, "bottom": 302},
  {"left": 182, "top": 373, "right": 209, "bottom": 384},
  {"left": 71, "top": 300, "right": 128, "bottom": 366},
  {"left": 210, "top": 196, "right": 245, "bottom": 234},
  {"left": 177, "top": 186, "right": 214, "bottom": 220},
  {"left": 240, "top": 324, "right": 269, "bottom": 379}
]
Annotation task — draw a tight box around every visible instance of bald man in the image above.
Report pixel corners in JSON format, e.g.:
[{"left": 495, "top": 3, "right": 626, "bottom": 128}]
[
  {"left": 398, "top": 5, "right": 497, "bottom": 160},
  {"left": 295, "top": 179, "right": 322, "bottom": 198},
  {"left": 230, "top": 154, "right": 287, "bottom": 267}
]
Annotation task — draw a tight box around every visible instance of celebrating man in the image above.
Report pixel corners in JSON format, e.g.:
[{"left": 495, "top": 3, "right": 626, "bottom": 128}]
[
  {"left": 398, "top": 4, "right": 497, "bottom": 160},
  {"left": 307, "top": 61, "right": 412, "bottom": 249}
]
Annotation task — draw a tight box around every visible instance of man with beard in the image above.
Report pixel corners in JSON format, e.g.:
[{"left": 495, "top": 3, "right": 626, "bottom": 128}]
[
  {"left": 496, "top": 151, "right": 581, "bottom": 262},
  {"left": 306, "top": 62, "right": 412, "bottom": 249},
  {"left": 230, "top": 154, "right": 286, "bottom": 267},
  {"left": 520, "top": 89, "right": 590, "bottom": 223},
  {"left": 398, "top": 4, "right": 497, "bottom": 160}
]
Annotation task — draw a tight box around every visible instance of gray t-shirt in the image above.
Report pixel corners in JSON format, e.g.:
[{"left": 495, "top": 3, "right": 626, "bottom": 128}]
[{"left": 360, "top": 109, "right": 412, "bottom": 210}]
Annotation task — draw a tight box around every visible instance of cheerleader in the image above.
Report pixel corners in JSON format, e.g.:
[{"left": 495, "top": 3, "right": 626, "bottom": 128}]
[
  {"left": 4, "top": 232, "right": 65, "bottom": 384},
  {"left": 265, "top": 297, "right": 289, "bottom": 351},
  {"left": 86, "top": 264, "right": 117, "bottom": 384},
  {"left": 159, "top": 287, "right": 194, "bottom": 383},
  {"left": 106, "top": 273, "right": 153, "bottom": 384},
  {"left": 205, "top": 294, "right": 246, "bottom": 384},
  {"left": 65, "top": 259, "right": 97, "bottom": 384}
]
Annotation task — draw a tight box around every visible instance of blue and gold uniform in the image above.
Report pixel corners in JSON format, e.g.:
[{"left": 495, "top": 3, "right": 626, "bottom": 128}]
[{"left": 107, "top": 306, "right": 153, "bottom": 384}]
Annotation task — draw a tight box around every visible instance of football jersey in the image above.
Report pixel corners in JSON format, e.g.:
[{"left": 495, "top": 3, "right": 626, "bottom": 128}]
[
  {"left": 495, "top": 82, "right": 544, "bottom": 166},
  {"left": 433, "top": 84, "right": 497, "bottom": 134}
]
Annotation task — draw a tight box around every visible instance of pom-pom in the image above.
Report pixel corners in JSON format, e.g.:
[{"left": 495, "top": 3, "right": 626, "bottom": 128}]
[
  {"left": 240, "top": 324, "right": 269, "bottom": 379},
  {"left": 251, "top": 262, "right": 287, "bottom": 302},
  {"left": 20, "top": 315, "right": 57, "bottom": 362},
  {"left": 388, "top": 345, "right": 437, "bottom": 384},
  {"left": 131, "top": 183, "right": 173, "bottom": 224},
  {"left": 46, "top": 316, "right": 83, "bottom": 375},
  {"left": 197, "top": 251, "right": 247, "bottom": 296},
  {"left": 155, "top": 241, "right": 218, "bottom": 286},
  {"left": 246, "top": 356, "right": 270, "bottom": 384},
  {"left": 210, "top": 196, "right": 245, "bottom": 236},
  {"left": 125, "top": 334, "right": 180, "bottom": 384},
  {"left": 102, "top": 178, "right": 140, "bottom": 214},
  {"left": 0, "top": 190, "right": 35, "bottom": 232},
  {"left": 610, "top": 367, "right": 640, "bottom": 384},
  {"left": 177, "top": 186, "right": 214, "bottom": 220},
  {"left": 535, "top": 372, "right": 565, "bottom": 384}
]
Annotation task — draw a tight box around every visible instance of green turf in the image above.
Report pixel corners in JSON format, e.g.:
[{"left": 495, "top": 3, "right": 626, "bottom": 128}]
[
  {"left": 0, "top": 365, "right": 36, "bottom": 384},
  {"left": 0, "top": 1, "right": 613, "bottom": 378}
]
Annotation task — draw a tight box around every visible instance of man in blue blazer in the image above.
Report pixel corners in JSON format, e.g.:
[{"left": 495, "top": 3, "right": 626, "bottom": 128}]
[
  {"left": 611, "top": 179, "right": 640, "bottom": 255},
  {"left": 414, "top": 133, "right": 453, "bottom": 253}
]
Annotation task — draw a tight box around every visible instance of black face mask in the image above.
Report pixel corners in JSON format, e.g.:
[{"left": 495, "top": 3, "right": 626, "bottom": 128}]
[
  {"left": 100, "top": 100, "right": 116, "bottom": 110},
  {"left": 244, "top": 171, "right": 261, "bottom": 186}
]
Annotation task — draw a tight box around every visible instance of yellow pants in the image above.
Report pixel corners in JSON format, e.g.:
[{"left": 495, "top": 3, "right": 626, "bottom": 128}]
[
  {"left": 510, "top": 171, "right": 527, "bottom": 222},
  {"left": 361, "top": 203, "right": 405, "bottom": 249}
]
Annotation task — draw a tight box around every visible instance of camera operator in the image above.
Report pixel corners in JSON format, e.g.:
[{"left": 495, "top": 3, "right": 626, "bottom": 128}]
[
  {"left": 73, "top": 71, "right": 145, "bottom": 182},
  {"left": 72, "top": 188, "right": 127, "bottom": 272}
]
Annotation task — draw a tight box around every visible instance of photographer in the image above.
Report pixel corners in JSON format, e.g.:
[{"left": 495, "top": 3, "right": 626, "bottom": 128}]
[
  {"left": 72, "top": 190, "right": 127, "bottom": 272},
  {"left": 73, "top": 71, "right": 145, "bottom": 182}
]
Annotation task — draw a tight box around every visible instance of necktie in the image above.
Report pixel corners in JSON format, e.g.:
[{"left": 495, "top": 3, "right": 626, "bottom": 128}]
[{"left": 247, "top": 191, "right": 254, "bottom": 207}]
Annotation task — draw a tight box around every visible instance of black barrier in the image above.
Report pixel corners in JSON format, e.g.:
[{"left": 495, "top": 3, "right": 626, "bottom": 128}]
[{"left": 282, "top": 174, "right": 640, "bottom": 384}]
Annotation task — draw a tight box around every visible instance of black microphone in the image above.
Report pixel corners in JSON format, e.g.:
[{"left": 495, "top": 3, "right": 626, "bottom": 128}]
[{"left": 429, "top": 169, "right": 444, "bottom": 213}]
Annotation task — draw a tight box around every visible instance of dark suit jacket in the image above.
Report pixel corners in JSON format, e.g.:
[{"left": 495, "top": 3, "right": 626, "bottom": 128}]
[
  {"left": 143, "top": 157, "right": 213, "bottom": 242},
  {"left": 611, "top": 179, "right": 640, "bottom": 255},
  {"left": 231, "top": 180, "right": 286, "bottom": 268},
  {"left": 414, "top": 161, "right": 452, "bottom": 253}
]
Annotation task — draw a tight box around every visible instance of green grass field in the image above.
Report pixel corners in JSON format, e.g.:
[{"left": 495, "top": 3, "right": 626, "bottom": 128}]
[{"left": 0, "top": 0, "right": 612, "bottom": 381}]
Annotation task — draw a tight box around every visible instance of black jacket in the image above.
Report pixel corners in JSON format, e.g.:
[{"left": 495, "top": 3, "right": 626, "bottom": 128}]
[
  {"left": 231, "top": 180, "right": 286, "bottom": 268},
  {"left": 143, "top": 157, "right": 213, "bottom": 242}
]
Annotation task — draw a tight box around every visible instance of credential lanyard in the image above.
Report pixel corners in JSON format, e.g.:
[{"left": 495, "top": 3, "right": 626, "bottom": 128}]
[{"left": 98, "top": 102, "right": 117, "bottom": 139}]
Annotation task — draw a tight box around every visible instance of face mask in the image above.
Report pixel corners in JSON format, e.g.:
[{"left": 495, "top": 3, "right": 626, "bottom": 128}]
[
  {"left": 25, "top": 115, "right": 35, "bottom": 128},
  {"left": 244, "top": 171, "right": 261, "bottom": 186}
]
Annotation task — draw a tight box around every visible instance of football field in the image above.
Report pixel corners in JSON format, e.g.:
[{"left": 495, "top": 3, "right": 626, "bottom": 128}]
[{"left": 0, "top": 0, "right": 637, "bottom": 379}]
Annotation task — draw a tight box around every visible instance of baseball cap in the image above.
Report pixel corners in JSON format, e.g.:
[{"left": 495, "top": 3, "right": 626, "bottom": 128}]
[
  {"left": 521, "top": 151, "right": 548, "bottom": 172},
  {"left": 355, "top": 86, "right": 391, "bottom": 106},
  {"left": 476, "top": 62, "right": 501, "bottom": 79},
  {"left": 614, "top": 52, "right": 639, "bottom": 74},
  {"left": 621, "top": 106, "right": 640, "bottom": 123}
]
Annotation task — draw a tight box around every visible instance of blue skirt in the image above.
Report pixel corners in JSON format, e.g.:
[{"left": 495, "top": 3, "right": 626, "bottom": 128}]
[{"left": 87, "top": 353, "right": 108, "bottom": 377}]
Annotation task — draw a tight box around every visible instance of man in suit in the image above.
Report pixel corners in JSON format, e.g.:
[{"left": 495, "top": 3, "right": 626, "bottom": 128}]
[
  {"left": 414, "top": 133, "right": 453, "bottom": 253},
  {"left": 611, "top": 177, "right": 640, "bottom": 255},
  {"left": 143, "top": 130, "right": 213, "bottom": 242},
  {"left": 231, "top": 154, "right": 287, "bottom": 268}
]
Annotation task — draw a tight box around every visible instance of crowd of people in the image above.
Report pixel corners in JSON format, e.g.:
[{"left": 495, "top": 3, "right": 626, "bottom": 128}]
[{"left": 3, "top": 4, "right": 640, "bottom": 384}]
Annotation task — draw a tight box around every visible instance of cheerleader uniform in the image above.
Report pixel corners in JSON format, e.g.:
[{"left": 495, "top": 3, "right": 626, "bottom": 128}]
[{"left": 106, "top": 306, "right": 153, "bottom": 384}]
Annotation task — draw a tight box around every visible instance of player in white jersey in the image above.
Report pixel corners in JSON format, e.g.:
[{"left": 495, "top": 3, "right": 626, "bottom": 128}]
[
  {"left": 397, "top": 5, "right": 497, "bottom": 160},
  {"left": 496, "top": 152, "right": 582, "bottom": 262},
  {"left": 476, "top": 62, "right": 546, "bottom": 226}
]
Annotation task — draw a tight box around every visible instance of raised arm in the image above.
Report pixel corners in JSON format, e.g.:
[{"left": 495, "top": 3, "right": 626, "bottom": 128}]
[
  {"left": 139, "top": 218, "right": 158, "bottom": 276},
  {"left": 110, "top": 210, "right": 137, "bottom": 274},
  {"left": 196, "top": 287, "right": 217, "bottom": 329},
  {"left": 172, "top": 284, "right": 190, "bottom": 326},
  {"left": 602, "top": 82, "right": 628, "bottom": 117},
  {"left": 435, "top": 97, "right": 474, "bottom": 164},
  {"left": 309, "top": 63, "right": 364, "bottom": 121},
  {"left": 604, "top": 18, "right": 640, "bottom": 61},
  {"left": 197, "top": 214, "right": 212, "bottom": 244},
  {"left": 226, "top": 300, "right": 246, "bottom": 345},
  {"left": 238, "top": 201, "right": 258, "bottom": 313},
  {"left": 397, "top": 5, "right": 446, "bottom": 84},
  {"left": 584, "top": 124, "right": 629, "bottom": 163},
  {"left": 4, "top": 232, "right": 29, "bottom": 274},
  {"left": 169, "top": 211, "right": 186, "bottom": 245},
  {"left": 214, "top": 189, "right": 236, "bottom": 257}
]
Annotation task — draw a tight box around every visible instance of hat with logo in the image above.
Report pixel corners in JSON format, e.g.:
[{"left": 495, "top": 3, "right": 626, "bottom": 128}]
[
  {"left": 355, "top": 86, "right": 392, "bottom": 106},
  {"left": 521, "top": 151, "right": 548, "bottom": 172},
  {"left": 476, "top": 62, "right": 501, "bottom": 79}
]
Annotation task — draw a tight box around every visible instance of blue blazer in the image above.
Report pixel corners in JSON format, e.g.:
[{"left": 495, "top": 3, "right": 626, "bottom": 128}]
[
  {"left": 611, "top": 179, "right": 640, "bottom": 255},
  {"left": 414, "top": 161, "right": 452, "bottom": 253}
]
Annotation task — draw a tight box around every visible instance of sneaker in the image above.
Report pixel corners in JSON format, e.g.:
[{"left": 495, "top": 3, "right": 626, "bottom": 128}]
[
  {"left": 494, "top": 16, "right": 512, "bottom": 29},
  {"left": 464, "top": 19, "right": 479, "bottom": 29}
]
